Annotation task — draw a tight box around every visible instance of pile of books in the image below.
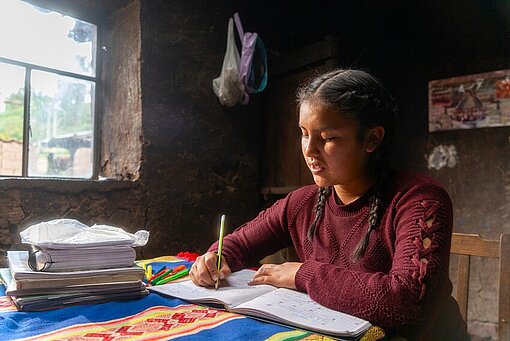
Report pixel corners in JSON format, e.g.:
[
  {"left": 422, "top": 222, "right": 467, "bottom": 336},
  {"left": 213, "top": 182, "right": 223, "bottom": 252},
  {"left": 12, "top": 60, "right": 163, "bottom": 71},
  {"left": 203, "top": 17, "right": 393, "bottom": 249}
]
[
  {"left": 1, "top": 219, "right": 150, "bottom": 311},
  {"left": 2, "top": 251, "right": 147, "bottom": 311}
]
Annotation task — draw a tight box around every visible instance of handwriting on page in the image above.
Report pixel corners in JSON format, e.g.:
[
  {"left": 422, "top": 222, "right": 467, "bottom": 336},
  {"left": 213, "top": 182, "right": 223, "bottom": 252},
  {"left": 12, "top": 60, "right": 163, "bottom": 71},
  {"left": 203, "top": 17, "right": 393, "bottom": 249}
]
[
  {"left": 239, "top": 288, "right": 366, "bottom": 331},
  {"left": 157, "top": 281, "right": 214, "bottom": 299}
]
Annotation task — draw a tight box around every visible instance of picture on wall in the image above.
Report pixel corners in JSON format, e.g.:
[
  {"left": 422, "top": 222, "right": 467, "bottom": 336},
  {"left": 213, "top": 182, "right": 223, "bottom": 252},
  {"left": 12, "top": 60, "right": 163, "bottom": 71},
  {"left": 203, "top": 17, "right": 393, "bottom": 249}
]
[{"left": 428, "top": 69, "right": 510, "bottom": 132}]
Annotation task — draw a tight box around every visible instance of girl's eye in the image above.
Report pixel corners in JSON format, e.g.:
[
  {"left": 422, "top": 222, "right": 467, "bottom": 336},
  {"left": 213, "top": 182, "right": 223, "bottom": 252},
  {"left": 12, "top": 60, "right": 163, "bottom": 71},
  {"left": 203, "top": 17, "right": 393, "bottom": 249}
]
[{"left": 322, "top": 136, "right": 336, "bottom": 142}]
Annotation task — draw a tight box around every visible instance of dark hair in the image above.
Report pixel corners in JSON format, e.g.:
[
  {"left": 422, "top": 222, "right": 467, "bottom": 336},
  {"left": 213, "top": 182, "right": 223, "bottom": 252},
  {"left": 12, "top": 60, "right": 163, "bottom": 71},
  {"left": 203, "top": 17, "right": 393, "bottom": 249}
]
[{"left": 297, "top": 68, "right": 397, "bottom": 260}]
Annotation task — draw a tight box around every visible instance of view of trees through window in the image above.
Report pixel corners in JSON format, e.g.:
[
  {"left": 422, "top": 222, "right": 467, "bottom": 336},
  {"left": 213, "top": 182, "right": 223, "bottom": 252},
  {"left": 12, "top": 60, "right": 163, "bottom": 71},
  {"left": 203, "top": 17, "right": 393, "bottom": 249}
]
[{"left": 0, "top": 0, "right": 97, "bottom": 178}]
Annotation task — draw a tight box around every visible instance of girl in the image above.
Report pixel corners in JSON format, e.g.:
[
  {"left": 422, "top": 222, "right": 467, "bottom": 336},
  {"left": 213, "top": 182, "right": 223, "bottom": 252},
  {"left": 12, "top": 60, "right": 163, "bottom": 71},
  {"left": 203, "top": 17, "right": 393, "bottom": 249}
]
[{"left": 190, "top": 69, "right": 467, "bottom": 340}]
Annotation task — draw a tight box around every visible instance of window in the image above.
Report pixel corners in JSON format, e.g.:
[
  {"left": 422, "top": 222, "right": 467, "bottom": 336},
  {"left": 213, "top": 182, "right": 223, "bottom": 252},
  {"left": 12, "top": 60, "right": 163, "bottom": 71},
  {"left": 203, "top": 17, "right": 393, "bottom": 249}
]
[{"left": 0, "top": 0, "right": 97, "bottom": 178}]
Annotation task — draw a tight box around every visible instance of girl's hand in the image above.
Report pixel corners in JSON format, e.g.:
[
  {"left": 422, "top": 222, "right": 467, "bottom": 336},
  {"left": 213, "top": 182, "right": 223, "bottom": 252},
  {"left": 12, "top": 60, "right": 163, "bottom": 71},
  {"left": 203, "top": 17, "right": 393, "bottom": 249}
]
[
  {"left": 190, "top": 252, "right": 232, "bottom": 287},
  {"left": 248, "top": 262, "right": 302, "bottom": 289}
]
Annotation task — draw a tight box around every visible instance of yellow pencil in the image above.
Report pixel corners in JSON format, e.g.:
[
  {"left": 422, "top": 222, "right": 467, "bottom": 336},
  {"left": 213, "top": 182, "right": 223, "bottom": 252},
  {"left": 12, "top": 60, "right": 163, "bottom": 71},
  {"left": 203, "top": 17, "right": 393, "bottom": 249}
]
[{"left": 215, "top": 214, "right": 226, "bottom": 290}]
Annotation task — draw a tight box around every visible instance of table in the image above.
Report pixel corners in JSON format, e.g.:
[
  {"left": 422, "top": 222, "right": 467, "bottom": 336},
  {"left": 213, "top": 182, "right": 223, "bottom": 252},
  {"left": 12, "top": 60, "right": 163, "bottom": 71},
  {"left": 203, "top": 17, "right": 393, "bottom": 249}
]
[{"left": 0, "top": 256, "right": 383, "bottom": 340}]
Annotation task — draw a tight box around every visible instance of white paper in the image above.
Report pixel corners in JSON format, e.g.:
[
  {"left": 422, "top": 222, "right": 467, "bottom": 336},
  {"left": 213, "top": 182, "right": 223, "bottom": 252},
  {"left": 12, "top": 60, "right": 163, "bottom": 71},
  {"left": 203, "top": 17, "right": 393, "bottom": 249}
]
[
  {"left": 148, "top": 269, "right": 275, "bottom": 309},
  {"left": 234, "top": 288, "right": 370, "bottom": 336}
]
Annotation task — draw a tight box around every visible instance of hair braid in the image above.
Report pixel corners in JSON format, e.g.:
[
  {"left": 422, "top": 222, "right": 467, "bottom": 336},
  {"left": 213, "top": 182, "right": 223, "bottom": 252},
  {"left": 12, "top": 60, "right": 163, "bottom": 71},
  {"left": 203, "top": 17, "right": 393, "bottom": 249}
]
[
  {"left": 307, "top": 186, "right": 330, "bottom": 240},
  {"left": 353, "top": 170, "right": 390, "bottom": 260}
]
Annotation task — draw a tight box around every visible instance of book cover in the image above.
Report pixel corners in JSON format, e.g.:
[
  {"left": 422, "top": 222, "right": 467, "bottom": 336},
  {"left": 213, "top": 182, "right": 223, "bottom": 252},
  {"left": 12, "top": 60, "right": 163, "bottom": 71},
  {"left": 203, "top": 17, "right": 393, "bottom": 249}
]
[{"left": 7, "top": 251, "right": 144, "bottom": 290}]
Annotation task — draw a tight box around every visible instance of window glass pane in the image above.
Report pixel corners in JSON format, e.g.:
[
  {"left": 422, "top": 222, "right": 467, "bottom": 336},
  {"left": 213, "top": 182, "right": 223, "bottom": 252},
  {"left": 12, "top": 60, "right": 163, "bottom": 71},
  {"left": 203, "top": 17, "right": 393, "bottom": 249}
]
[
  {"left": 29, "top": 70, "right": 94, "bottom": 178},
  {"left": 0, "top": 0, "right": 97, "bottom": 77},
  {"left": 0, "top": 62, "right": 24, "bottom": 176}
]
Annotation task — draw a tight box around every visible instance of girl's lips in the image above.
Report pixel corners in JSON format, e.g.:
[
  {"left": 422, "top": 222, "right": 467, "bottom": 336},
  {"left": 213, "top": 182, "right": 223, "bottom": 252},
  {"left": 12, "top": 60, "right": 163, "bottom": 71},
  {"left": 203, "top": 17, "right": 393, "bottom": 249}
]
[{"left": 309, "top": 163, "right": 325, "bottom": 173}]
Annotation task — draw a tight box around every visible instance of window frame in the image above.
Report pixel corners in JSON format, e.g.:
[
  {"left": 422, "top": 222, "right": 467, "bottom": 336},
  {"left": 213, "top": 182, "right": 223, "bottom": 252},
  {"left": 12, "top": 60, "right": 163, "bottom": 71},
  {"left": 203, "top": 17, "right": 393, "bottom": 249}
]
[{"left": 0, "top": 0, "right": 101, "bottom": 180}]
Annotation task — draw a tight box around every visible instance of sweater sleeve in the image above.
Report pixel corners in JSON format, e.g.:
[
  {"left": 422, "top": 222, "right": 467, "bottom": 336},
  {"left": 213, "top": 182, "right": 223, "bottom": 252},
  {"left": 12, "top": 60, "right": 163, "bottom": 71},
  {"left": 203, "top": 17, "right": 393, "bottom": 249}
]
[
  {"left": 294, "top": 183, "right": 453, "bottom": 332},
  {"left": 208, "top": 196, "right": 294, "bottom": 271}
]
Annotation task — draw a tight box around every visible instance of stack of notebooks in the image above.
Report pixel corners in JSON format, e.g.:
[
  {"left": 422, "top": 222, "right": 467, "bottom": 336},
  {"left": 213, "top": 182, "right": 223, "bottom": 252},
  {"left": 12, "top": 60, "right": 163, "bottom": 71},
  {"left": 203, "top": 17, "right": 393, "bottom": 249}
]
[
  {"left": 0, "top": 219, "right": 150, "bottom": 311},
  {"left": 2, "top": 251, "right": 147, "bottom": 311}
]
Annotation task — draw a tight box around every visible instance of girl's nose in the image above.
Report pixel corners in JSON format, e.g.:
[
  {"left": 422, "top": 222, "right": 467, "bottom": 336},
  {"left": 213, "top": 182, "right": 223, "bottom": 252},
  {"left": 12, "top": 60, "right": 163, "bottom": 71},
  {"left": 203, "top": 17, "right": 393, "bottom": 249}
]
[{"left": 303, "top": 136, "right": 320, "bottom": 158}]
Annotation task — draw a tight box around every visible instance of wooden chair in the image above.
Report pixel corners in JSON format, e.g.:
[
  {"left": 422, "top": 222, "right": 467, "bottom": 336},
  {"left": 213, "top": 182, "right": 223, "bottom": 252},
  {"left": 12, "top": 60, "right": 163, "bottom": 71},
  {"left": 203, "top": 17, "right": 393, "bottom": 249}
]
[{"left": 450, "top": 233, "right": 510, "bottom": 340}]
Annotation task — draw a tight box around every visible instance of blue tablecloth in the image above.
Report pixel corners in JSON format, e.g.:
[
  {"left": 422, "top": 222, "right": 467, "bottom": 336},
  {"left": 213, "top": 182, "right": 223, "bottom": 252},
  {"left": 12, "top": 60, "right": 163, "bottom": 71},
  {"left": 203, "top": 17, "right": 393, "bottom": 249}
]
[{"left": 0, "top": 256, "right": 329, "bottom": 341}]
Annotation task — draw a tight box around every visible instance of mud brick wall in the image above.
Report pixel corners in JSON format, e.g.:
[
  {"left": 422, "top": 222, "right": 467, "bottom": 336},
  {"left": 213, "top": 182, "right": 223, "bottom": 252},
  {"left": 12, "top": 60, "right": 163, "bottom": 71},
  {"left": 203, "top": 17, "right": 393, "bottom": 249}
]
[{"left": 0, "top": 180, "right": 145, "bottom": 263}]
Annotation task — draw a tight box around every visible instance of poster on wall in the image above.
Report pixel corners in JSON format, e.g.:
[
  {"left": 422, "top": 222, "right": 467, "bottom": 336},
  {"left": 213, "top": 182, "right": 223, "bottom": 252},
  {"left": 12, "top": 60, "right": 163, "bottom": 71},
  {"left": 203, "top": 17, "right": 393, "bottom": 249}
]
[{"left": 428, "top": 69, "right": 510, "bottom": 132}]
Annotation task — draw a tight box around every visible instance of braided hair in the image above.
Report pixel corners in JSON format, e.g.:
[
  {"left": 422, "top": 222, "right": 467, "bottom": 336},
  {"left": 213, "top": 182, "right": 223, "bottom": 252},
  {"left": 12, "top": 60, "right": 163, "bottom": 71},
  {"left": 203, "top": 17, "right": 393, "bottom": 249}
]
[
  {"left": 298, "top": 69, "right": 397, "bottom": 259},
  {"left": 352, "top": 169, "right": 390, "bottom": 260},
  {"left": 307, "top": 186, "right": 330, "bottom": 240}
]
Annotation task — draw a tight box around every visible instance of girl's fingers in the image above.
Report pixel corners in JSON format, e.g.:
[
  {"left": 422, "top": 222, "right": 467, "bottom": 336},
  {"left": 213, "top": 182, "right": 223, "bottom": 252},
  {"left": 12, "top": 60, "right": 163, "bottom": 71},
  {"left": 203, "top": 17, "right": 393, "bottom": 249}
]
[
  {"left": 219, "top": 257, "right": 232, "bottom": 279},
  {"left": 190, "top": 254, "right": 216, "bottom": 286},
  {"left": 248, "top": 263, "right": 300, "bottom": 289},
  {"left": 249, "top": 264, "right": 272, "bottom": 285},
  {"left": 189, "top": 252, "right": 232, "bottom": 287},
  {"left": 204, "top": 253, "right": 220, "bottom": 281}
]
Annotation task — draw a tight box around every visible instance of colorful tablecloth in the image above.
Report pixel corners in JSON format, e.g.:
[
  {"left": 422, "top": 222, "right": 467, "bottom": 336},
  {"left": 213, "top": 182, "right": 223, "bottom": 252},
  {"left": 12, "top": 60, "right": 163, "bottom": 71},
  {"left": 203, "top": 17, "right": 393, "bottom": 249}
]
[{"left": 0, "top": 256, "right": 384, "bottom": 341}]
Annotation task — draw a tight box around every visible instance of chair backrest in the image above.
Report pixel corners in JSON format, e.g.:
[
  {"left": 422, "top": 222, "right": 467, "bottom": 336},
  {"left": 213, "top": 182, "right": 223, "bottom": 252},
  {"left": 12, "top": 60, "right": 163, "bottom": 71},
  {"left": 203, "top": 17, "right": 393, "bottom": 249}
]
[{"left": 450, "top": 233, "right": 510, "bottom": 340}]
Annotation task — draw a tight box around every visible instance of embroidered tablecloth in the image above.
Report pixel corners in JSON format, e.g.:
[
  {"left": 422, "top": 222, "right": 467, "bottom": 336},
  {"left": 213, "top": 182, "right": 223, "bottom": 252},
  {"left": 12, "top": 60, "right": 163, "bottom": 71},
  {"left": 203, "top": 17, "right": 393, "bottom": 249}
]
[{"left": 0, "top": 256, "right": 383, "bottom": 341}]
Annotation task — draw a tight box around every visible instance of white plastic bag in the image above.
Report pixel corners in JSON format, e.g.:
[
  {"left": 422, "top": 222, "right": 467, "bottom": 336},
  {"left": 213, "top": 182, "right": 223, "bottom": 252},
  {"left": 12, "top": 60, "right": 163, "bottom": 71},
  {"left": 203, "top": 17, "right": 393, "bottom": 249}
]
[
  {"left": 212, "top": 18, "right": 245, "bottom": 107},
  {"left": 20, "top": 218, "right": 149, "bottom": 248}
]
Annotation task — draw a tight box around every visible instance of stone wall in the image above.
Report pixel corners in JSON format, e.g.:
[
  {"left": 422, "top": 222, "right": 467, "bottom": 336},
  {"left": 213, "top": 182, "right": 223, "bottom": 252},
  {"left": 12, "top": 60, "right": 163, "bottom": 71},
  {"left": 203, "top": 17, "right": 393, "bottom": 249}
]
[{"left": 0, "top": 180, "right": 145, "bottom": 263}]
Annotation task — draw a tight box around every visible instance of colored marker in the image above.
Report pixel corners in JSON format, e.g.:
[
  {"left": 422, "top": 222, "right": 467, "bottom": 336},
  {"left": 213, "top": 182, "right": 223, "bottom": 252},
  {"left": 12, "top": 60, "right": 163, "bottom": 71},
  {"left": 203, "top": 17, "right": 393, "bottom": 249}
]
[
  {"left": 151, "top": 268, "right": 172, "bottom": 284},
  {"left": 150, "top": 268, "right": 171, "bottom": 284},
  {"left": 147, "top": 265, "right": 153, "bottom": 281},
  {"left": 170, "top": 265, "right": 186, "bottom": 275},
  {"left": 157, "top": 265, "right": 186, "bottom": 282},
  {"left": 155, "top": 268, "right": 191, "bottom": 285},
  {"left": 149, "top": 267, "right": 168, "bottom": 282}
]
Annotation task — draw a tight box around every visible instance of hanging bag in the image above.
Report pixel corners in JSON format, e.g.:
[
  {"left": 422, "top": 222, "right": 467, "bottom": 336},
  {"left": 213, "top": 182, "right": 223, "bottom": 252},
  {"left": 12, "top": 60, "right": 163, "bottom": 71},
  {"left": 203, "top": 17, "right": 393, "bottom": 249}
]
[
  {"left": 233, "top": 13, "right": 268, "bottom": 105},
  {"left": 212, "top": 18, "right": 245, "bottom": 107}
]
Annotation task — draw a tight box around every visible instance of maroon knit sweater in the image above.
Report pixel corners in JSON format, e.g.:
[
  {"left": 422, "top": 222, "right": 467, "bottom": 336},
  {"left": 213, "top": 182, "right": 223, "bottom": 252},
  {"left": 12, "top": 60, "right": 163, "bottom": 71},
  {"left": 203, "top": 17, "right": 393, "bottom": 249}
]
[{"left": 209, "top": 172, "right": 467, "bottom": 340}]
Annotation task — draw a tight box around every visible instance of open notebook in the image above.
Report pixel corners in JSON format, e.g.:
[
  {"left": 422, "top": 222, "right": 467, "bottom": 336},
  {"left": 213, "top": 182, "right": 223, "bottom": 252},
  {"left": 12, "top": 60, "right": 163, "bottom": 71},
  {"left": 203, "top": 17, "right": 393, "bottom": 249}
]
[{"left": 148, "top": 269, "right": 371, "bottom": 339}]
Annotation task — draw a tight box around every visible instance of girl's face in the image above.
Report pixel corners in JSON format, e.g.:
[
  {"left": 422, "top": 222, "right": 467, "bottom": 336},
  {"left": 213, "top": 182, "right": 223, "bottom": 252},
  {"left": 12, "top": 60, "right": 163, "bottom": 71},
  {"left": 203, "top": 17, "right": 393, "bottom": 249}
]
[{"left": 299, "top": 101, "right": 381, "bottom": 195}]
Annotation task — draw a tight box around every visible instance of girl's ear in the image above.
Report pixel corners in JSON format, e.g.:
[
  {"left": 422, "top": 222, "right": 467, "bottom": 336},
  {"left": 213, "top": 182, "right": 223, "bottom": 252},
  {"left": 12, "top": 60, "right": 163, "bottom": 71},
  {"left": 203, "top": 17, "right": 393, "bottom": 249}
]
[{"left": 365, "top": 126, "right": 385, "bottom": 153}]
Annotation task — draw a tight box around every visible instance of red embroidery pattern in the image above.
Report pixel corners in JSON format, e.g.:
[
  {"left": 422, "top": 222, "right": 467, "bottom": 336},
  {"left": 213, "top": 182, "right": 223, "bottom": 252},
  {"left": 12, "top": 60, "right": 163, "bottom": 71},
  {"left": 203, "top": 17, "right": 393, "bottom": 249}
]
[
  {"left": 0, "top": 296, "right": 17, "bottom": 312},
  {"left": 19, "top": 305, "right": 243, "bottom": 341}
]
